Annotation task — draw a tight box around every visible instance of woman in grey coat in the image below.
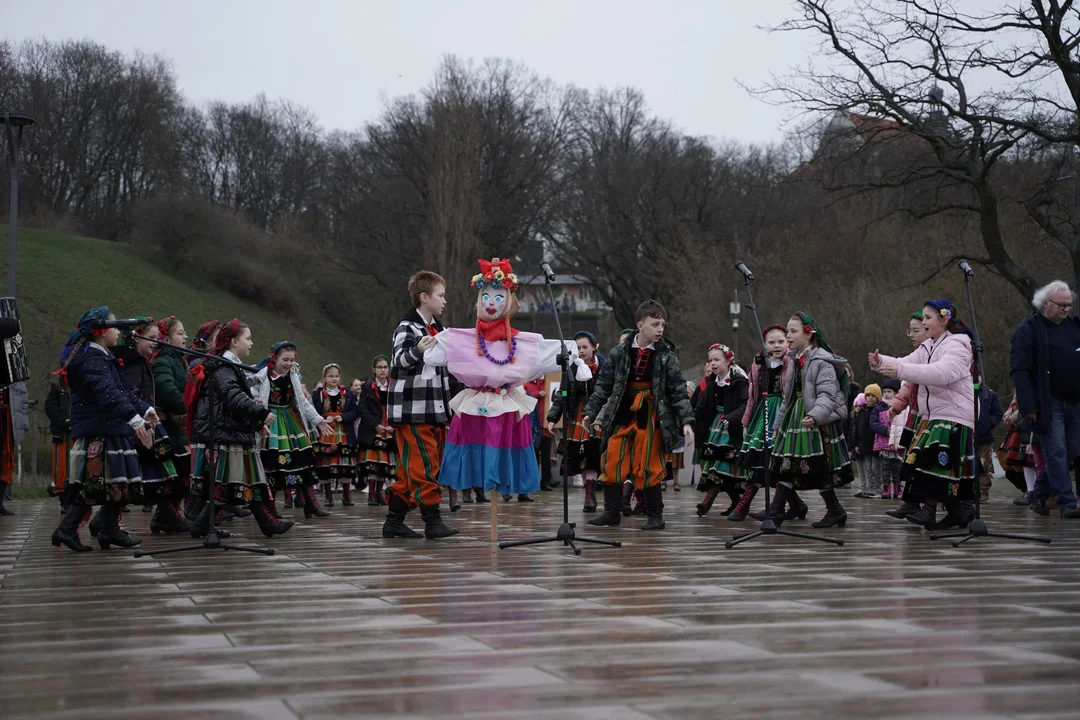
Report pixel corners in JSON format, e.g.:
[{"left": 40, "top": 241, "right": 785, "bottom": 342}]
[{"left": 767, "top": 313, "right": 855, "bottom": 528}]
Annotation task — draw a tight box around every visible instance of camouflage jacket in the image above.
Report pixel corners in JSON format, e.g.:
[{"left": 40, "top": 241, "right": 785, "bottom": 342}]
[{"left": 584, "top": 335, "right": 693, "bottom": 453}]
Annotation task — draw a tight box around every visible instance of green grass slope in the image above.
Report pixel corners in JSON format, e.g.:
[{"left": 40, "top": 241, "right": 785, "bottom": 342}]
[{"left": 1, "top": 226, "right": 369, "bottom": 405}]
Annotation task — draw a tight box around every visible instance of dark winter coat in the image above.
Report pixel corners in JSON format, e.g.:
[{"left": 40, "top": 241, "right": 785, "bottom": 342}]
[
  {"left": 547, "top": 355, "right": 606, "bottom": 424},
  {"left": 1010, "top": 313, "right": 1078, "bottom": 435},
  {"left": 113, "top": 344, "right": 155, "bottom": 405},
  {"left": 45, "top": 381, "right": 71, "bottom": 440},
  {"left": 358, "top": 380, "right": 389, "bottom": 450},
  {"left": 152, "top": 344, "right": 190, "bottom": 451},
  {"left": 852, "top": 407, "right": 875, "bottom": 458},
  {"left": 191, "top": 358, "right": 270, "bottom": 447},
  {"left": 67, "top": 345, "right": 152, "bottom": 439},
  {"left": 584, "top": 335, "right": 694, "bottom": 454},
  {"left": 693, "top": 370, "right": 749, "bottom": 450},
  {"left": 975, "top": 388, "right": 1003, "bottom": 445}
]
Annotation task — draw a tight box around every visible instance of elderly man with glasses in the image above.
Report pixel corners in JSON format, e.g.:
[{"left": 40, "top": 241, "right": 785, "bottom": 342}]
[{"left": 1010, "top": 280, "right": 1080, "bottom": 518}]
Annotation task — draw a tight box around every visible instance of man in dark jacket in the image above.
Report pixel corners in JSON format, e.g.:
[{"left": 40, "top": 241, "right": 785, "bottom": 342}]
[{"left": 1010, "top": 280, "right": 1080, "bottom": 518}]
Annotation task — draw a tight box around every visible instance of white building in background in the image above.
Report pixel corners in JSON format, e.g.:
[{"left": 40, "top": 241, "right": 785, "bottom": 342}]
[{"left": 517, "top": 274, "right": 611, "bottom": 314}]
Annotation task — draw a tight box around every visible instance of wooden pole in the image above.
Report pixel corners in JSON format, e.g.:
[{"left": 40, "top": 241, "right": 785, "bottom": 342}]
[{"left": 491, "top": 488, "right": 498, "bottom": 542}]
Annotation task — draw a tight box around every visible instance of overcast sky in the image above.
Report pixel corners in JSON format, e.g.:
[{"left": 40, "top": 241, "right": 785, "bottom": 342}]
[{"left": 6, "top": 0, "right": 836, "bottom": 144}]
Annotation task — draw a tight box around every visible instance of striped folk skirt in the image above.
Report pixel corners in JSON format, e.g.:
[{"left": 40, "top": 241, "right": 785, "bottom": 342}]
[
  {"left": 191, "top": 443, "right": 272, "bottom": 505},
  {"left": 67, "top": 435, "right": 143, "bottom": 506},
  {"left": 699, "top": 408, "right": 743, "bottom": 491},
  {"left": 740, "top": 395, "right": 782, "bottom": 484},
  {"left": 769, "top": 393, "right": 854, "bottom": 490},
  {"left": 558, "top": 402, "right": 602, "bottom": 476},
  {"left": 261, "top": 406, "right": 317, "bottom": 489},
  {"left": 904, "top": 418, "right": 976, "bottom": 502},
  {"left": 139, "top": 424, "right": 182, "bottom": 501},
  {"left": 312, "top": 412, "right": 357, "bottom": 482}
]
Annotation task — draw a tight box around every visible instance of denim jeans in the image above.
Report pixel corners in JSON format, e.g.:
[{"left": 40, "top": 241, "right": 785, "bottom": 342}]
[{"left": 1033, "top": 396, "right": 1080, "bottom": 509}]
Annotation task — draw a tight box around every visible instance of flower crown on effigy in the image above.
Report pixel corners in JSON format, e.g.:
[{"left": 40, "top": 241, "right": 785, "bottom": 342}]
[{"left": 471, "top": 257, "right": 519, "bottom": 292}]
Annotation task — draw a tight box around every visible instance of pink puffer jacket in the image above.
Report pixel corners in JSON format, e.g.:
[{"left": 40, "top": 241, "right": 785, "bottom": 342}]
[{"left": 872, "top": 332, "right": 974, "bottom": 429}]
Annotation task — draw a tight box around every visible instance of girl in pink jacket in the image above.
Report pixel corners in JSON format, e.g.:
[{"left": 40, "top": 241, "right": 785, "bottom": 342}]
[{"left": 870, "top": 299, "right": 975, "bottom": 531}]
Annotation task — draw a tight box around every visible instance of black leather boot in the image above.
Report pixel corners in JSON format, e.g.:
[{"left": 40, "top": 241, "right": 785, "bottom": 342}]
[
  {"left": 301, "top": 483, "right": 330, "bottom": 518},
  {"left": 89, "top": 506, "right": 106, "bottom": 538},
  {"left": 517, "top": 494, "right": 534, "bottom": 502},
  {"left": 189, "top": 502, "right": 232, "bottom": 539},
  {"left": 588, "top": 484, "right": 623, "bottom": 526},
  {"left": 906, "top": 502, "right": 937, "bottom": 527},
  {"left": 420, "top": 505, "right": 460, "bottom": 539},
  {"left": 473, "top": 487, "right": 489, "bottom": 503},
  {"left": 727, "top": 485, "right": 759, "bottom": 522},
  {"left": 52, "top": 505, "right": 92, "bottom": 552},
  {"left": 463, "top": 488, "right": 474, "bottom": 504},
  {"left": 812, "top": 489, "right": 848, "bottom": 528},
  {"left": 267, "top": 495, "right": 284, "bottom": 519},
  {"left": 886, "top": 500, "right": 922, "bottom": 519},
  {"left": 785, "top": 489, "right": 810, "bottom": 521},
  {"left": 640, "top": 485, "right": 665, "bottom": 530},
  {"left": 342, "top": 482, "right": 354, "bottom": 507},
  {"left": 720, "top": 488, "right": 741, "bottom": 516},
  {"left": 765, "top": 484, "right": 791, "bottom": 527},
  {"left": 323, "top": 482, "right": 335, "bottom": 507},
  {"left": 382, "top": 495, "right": 423, "bottom": 538},
  {"left": 583, "top": 478, "right": 597, "bottom": 513},
  {"left": 932, "top": 499, "right": 971, "bottom": 530},
  {"left": 696, "top": 486, "right": 721, "bottom": 517},
  {"left": 620, "top": 480, "right": 634, "bottom": 517},
  {"left": 251, "top": 500, "right": 294, "bottom": 538},
  {"left": 0, "top": 487, "right": 14, "bottom": 516},
  {"left": 98, "top": 503, "right": 142, "bottom": 549}
]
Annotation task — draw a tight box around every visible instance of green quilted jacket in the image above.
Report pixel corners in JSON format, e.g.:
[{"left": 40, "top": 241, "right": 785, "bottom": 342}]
[
  {"left": 151, "top": 345, "right": 189, "bottom": 452},
  {"left": 583, "top": 336, "right": 693, "bottom": 453}
]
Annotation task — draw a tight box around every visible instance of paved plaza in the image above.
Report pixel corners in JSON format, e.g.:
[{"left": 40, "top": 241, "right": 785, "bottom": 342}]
[{"left": 1, "top": 489, "right": 1078, "bottom": 719}]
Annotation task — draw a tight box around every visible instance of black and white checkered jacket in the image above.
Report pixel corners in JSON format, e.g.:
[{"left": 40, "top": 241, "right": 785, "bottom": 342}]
[{"left": 387, "top": 308, "right": 459, "bottom": 425}]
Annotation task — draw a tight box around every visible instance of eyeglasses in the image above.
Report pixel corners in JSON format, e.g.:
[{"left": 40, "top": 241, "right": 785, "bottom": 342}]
[{"left": 1048, "top": 299, "right": 1074, "bottom": 311}]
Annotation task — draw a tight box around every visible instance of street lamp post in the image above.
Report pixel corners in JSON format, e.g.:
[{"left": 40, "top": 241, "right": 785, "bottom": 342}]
[
  {"left": 2, "top": 112, "right": 35, "bottom": 298},
  {"left": 730, "top": 290, "right": 741, "bottom": 360}
]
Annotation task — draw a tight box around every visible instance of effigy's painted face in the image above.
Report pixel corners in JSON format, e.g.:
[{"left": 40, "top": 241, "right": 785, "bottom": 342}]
[{"left": 479, "top": 288, "right": 511, "bottom": 320}]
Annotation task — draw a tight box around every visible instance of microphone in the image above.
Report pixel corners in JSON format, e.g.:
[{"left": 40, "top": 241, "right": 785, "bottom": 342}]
[
  {"left": 540, "top": 262, "right": 556, "bottom": 283},
  {"left": 734, "top": 261, "right": 755, "bottom": 281},
  {"left": 957, "top": 259, "right": 974, "bottom": 277},
  {"left": 88, "top": 318, "right": 146, "bottom": 330}
]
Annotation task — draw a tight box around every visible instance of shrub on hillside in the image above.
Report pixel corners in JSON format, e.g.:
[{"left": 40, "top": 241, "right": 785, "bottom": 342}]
[{"left": 127, "top": 196, "right": 298, "bottom": 315}]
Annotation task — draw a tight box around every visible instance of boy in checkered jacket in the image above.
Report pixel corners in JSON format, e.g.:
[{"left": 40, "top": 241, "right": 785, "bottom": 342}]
[{"left": 383, "top": 270, "right": 461, "bottom": 540}]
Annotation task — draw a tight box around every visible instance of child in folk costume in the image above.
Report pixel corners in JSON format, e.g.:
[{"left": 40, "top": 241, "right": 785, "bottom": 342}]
[
  {"left": 189, "top": 321, "right": 221, "bottom": 366},
  {"left": 251, "top": 341, "right": 333, "bottom": 520},
  {"left": 151, "top": 316, "right": 193, "bottom": 532},
  {"left": 870, "top": 300, "right": 977, "bottom": 530},
  {"left": 885, "top": 312, "right": 931, "bottom": 520},
  {"left": 694, "top": 344, "right": 748, "bottom": 517},
  {"left": 998, "top": 394, "right": 1037, "bottom": 502},
  {"left": 187, "top": 319, "right": 293, "bottom": 538},
  {"left": 547, "top": 330, "right": 605, "bottom": 513},
  {"left": 45, "top": 376, "right": 72, "bottom": 513},
  {"left": 584, "top": 300, "right": 695, "bottom": 531},
  {"left": 422, "top": 258, "right": 591, "bottom": 515},
  {"left": 358, "top": 356, "right": 396, "bottom": 507},
  {"left": 109, "top": 318, "right": 188, "bottom": 536},
  {"left": 768, "top": 313, "right": 855, "bottom": 529},
  {"left": 51, "top": 307, "right": 158, "bottom": 551},
  {"left": 311, "top": 363, "right": 359, "bottom": 507},
  {"left": 734, "top": 325, "right": 806, "bottom": 522},
  {"left": 383, "top": 270, "right": 460, "bottom": 540}
]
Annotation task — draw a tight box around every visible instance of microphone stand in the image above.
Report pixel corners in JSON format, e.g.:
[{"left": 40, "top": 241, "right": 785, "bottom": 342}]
[
  {"left": 499, "top": 266, "right": 621, "bottom": 555},
  {"left": 725, "top": 264, "right": 843, "bottom": 549},
  {"left": 132, "top": 336, "right": 275, "bottom": 558},
  {"left": 928, "top": 262, "right": 1051, "bottom": 546}
]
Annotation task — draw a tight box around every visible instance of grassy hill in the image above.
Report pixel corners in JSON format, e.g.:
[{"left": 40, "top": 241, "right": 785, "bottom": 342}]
[{"left": 1, "top": 226, "right": 371, "bottom": 406}]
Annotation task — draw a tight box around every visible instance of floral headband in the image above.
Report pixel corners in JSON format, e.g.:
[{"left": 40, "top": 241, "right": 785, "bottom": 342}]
[
  {"left": 322, "top": 363, "right": 341, "bottom": 375},
  {"left": 471, "top": 257, "right": 519, "bottom": 292},
  {"left": 709, "top": 343, "right": 735, "bottom": 362}
]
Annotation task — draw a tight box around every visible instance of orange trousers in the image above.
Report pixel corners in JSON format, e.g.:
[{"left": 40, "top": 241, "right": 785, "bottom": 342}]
[
  {"left": 388, "top": 424, "right": 446, "bottom": 509},
  {"left": 599, "top": 386, "right": 668, "bottom": 490}
]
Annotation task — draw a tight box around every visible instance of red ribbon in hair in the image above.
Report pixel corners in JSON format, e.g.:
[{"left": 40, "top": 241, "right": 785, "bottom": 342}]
[{"left": 478, "top": 258, "right": 514, "bottom": 279}]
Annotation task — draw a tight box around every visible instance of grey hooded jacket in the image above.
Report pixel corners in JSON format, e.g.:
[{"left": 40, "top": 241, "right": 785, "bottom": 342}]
[{"left": 775, "top": 347, "right": 849, "bottom": 427}]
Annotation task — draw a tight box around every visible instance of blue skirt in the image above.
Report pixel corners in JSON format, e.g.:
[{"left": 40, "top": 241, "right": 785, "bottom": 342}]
[{"left": 67, "top": 435, "right": 143, "bottom": 506}]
